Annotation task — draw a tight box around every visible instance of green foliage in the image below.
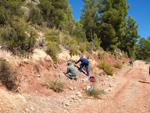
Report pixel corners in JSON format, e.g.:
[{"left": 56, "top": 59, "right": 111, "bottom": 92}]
[
  {"left": 0, "top": 58, "right": 17, "bottom": 90},
  {"left": 0, "top": 0, "right": 24, "bottom": 25},
  {"left": 79, "top": 42, "right": 86, "bottom": 53},
  {"left": 61, "top": 35, "right": 80, "bottom": 56},
  {"left": 81, "top": 0, "right": 99, "bottom": 41},
  {"left": 44, "top": 29, "right": 61, "bottom": 63},
  {"left": 122, "top": 51, "right": 128, "bottom": 58},
  {"left": 86, "top": 42, "right": 93, "bottom": 54},
  {"left": 69, "top": 46, "right": 80, "bottom": 56},
  {"left": 136, "top": 37, "right": 150, "bottom": 60},
  {"left": 97, "top": 60, "right": 114, "bottom": 75},
  {"left": 72, "top": 20, "right": 86, "bottom": 41},
  {"left": 98, "top": 51, "right": 103, "bottom": 59},
  {"left": 46, "top": 78, "right": 65, "bottom": 92},
  {"left": 85, "top": 88, "right": 105, "bottom": 98},
  {"left": 38, "top": 0, "right": 70, "bottom": 29},
  {"left": 145, "top": 58, "right": 150, "bottom": 64},
  {"left": 46, "top": 42, "right": 59, "bottom": 63},
  {"left": 120, "top": 15, "right": 140, "bottom": 58},
  {"left": 114, "top": 62, "right": 122, "bottom": 69},
  {"left": 98, "top": 0, "right": 130, "bottom": 52},
  {"left": 0, "top": 18, "right": 36, "bottom": 55},
  {"left": 27, "top": 6, "right": 43, "bottom": 25},
  {"left": 92, "top": 34, "right": 101, "bottom": 51}
]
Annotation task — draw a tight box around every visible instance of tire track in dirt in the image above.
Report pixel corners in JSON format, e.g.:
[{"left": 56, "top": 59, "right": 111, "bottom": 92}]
[{"left": 74, "top": 61, "right": 150, "bottom": 113}]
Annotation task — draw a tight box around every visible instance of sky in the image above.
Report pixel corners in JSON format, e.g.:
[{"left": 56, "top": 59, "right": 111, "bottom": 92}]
[{"left": 69, "top": 0, "right": 150, "bottom": 39}]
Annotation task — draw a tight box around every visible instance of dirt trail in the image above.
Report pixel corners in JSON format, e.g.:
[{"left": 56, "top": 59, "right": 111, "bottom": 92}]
[{"left": 72, "top": 60, "right": 150, "bottom": 113}]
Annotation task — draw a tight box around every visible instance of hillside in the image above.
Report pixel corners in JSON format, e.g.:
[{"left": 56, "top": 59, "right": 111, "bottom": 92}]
[
  {"left": 0, "top": 46, "right": 132, "bottom": 113},
  {"left": 0, "top": 1, "right": 150, "bottom": 112}
]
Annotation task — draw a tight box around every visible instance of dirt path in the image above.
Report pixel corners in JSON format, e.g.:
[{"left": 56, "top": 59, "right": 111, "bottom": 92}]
[{"left": 71, "top": 60, "right": 150, "bottom": 113}]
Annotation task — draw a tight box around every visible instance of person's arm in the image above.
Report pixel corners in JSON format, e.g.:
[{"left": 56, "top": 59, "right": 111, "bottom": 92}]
[
  {"left": 66, "top": 67, "right": 70, "bottom": 73},
  {"left": 75, "top": 59, "right": 81, "bottom": 64}
]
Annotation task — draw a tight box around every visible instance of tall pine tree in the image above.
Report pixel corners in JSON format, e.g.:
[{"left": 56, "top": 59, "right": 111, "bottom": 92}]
[
  {"left": 81, "top": 0, "right": 99, "bottom": 41},
  {"left": 97, "top": 0, "right": 130, "bottom": 51}
]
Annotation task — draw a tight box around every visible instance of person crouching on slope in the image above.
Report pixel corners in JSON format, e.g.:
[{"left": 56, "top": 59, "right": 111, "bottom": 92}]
[
  {"left": 64, "top": 61, "right": 77, "bottom": 80},
  {"left": 75, "top": 57, "right": 89, "bottom": 76}
]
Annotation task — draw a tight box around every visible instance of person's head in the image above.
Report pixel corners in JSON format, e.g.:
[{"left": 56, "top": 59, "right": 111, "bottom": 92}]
[
  {"left": 80, "top": 54, "right": 84, "bottom": 58},
  {"left": 67, "top": 61, "right": 71, "bottom": 66}
]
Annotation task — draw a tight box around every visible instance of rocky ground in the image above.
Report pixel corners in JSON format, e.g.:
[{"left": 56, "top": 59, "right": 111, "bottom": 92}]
[{"left": 1, "top": 49, "right": 149, "bottom": 113}]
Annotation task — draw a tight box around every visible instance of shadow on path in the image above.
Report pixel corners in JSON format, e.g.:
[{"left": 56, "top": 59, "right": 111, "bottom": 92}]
[{"left": 139, "top": 81, "right": 150, "bottom": 84}]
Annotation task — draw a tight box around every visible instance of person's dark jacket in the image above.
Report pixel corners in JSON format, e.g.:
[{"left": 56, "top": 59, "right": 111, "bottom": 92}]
[{"left": 75, "top": 58, "right": 89, "bottom": 64}]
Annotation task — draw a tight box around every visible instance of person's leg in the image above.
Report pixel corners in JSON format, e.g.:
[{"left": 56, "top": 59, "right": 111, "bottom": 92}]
[
  {"left": 85, "top": 64, "right": 89, "bottom": 76},
  {"left": 79, "top": 63, "right": 84, "bottom": 72},
  {"left": 65, "top": 73, "right": 72, "bottom": 78},
  {"left": 66, "top": 73, "right": 77, "bottom": 80}
]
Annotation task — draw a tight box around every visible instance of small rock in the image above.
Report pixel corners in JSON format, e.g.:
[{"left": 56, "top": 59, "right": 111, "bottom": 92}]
[
  {"left": 17, "top": 94, "right": 26, "bottom": 103},
  {"left": 25, "top": 108, "right": 30, "bottom": 112},
  {"left": 69, "top": 87, "right": 74, "bottom": 90},
  {"left": 36, "top": 75, "right": 41, "bottom": 78},
  {"left": 31, "top": 107, "right": 35, "bottom": 111},
  {"left": 78, "top": 99, "right": 82, "bottom": 102},
  {"left": 70, "top": 95, "right": 76, "bottom": 100},
  {"left": 65, "top": 102, "right": 70, "bottom": 106}
]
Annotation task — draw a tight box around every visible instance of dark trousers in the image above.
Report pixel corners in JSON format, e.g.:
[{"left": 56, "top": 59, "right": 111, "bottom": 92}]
[
  {"left": 65, "top": 73, "right": 76, "bottom": 79},
  {"left": 79, "top": 63, "right": 89, "bottom": 76}
]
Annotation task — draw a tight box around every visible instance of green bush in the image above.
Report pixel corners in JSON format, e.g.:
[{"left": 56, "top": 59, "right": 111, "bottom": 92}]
[
  {"left": 145, "top": 58, "right": 150, "bottom": 64},
  {"left": 114, "top": 62, "right": 122, "bottom": 69},
  {"left": 69, "top": 46, "right": 80, "bottom": 56},
  {"left": 44, "top": 29, "right": 61, "bottom": 63},
  {"left": 46, "top": 78, "right": 65, "bottom": 92},
  {"left": 79, "top": 43, "right": 86, "bottom": 53},
  {"left": 27, "top": 6, "right": 43, "bottom": 25},
  {"left": 86, "top": 42, "right": 93, "bottom": 54},
  {"left": 46, "top": 41, "right": 60, "bottom": 63},
  {"left": 0, "top": 18, "right": 36, "bottom": 55},
  {"left": 98, "top": 51, "right": 103, "bottom": 59},
  {"left": 85, "top": 88, "right": 105, "bottom": 98},
  {"left": 92, "top": 34, "right": 101, "bottom": 51},
  {"left": 97, "top": 60, "right": 114, "bottom": 75},
  {"left": 61, "top": 36, "right": 72, "bottom": 48},
  {"left": 0, "top": 58, "right": 17, "bottom": 90}
]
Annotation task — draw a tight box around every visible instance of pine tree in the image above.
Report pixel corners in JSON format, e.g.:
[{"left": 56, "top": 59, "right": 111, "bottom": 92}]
[
  {"left": 81, "top": 0, "right": 99, "bottom": 41},
  {"left": 121, "top": 15, "right": 140, "bottom": 58},
  {"left": 136, "top": 37, "right": 150, "bottom": 60},
  {"left": 39, "top": 0, "right": 69, "bottom": 28},
  {"left": 97, "top": 0, "right": 130, "bottom": 51}
]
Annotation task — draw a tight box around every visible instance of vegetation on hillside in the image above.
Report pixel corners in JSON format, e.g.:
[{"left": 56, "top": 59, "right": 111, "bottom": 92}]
[{"left": 0, "top": 0, "right": 149, "bottom": 64}]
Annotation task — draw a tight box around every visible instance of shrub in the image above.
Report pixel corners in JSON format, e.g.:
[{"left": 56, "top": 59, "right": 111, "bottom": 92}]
[
  {"left": 69, "top": 46, "right": 80, "bottom": 56},
  {"left": 61, "top": 36, "right": 72, "bottom": 48},
  {"left": 46, "top": 78, "right": 65, "bottom": 92},
  {"left": 85, "top": 88, "right": 105, "bottom": 98},
  {"left": 46, "top": 41, "right": 60, "bottom": 63},
  {"left": 114, "top": 62, "right": 122, "bottom": 69},
  {"left": 98, "top": 51, "right": 103, "bottom": 59},
  {"left": 92, "top": 34, "right": 101, "bottom": 51},
  {"left": 97, "top": 60, "right": 114, "bottom": 75},
  {"left": 145, "top": 58, "right": 150, "bottom": 64},
  {"left": 0, "top": 18, "right": 37, "bottom": 55},
  {"left": 44, "top": 29, "right": 61, "bottom": 63},
  {"left": 86, "top": 42, "right": 93, "bottom": 54},
  {"left": 79, "top": 43, "right": 86, "bottom": 53},
  {"left": 27, "top": 6, "right": 43, "bottom": 25},
  {"left": 0, "top": 58, "right": 17, "bottom": 90}
]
